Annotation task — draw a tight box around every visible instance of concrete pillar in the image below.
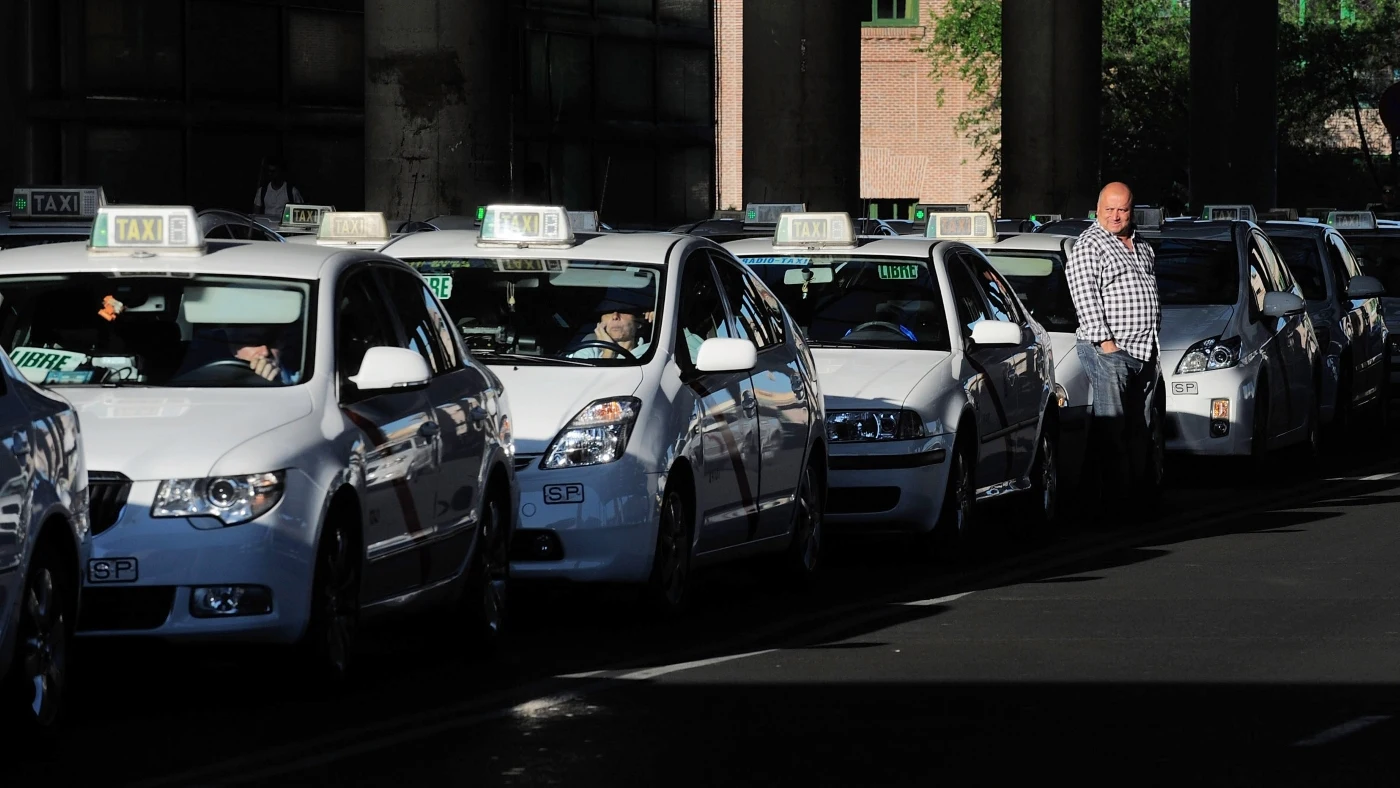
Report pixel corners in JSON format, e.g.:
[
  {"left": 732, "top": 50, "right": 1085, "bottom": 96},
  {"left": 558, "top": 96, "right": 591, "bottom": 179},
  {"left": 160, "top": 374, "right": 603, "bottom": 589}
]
[
  {"left": 1189, "top": 0, "right": 1278, "bottom": 211},
  {"left": 1001, "top": 0, "right": 1101, "bottom": 218},
  {"left": 365, "top": 0, "right": 511, "bottom": 219},
  {"left": 742, "top": 0, "right": 860, "bottom": 214}
]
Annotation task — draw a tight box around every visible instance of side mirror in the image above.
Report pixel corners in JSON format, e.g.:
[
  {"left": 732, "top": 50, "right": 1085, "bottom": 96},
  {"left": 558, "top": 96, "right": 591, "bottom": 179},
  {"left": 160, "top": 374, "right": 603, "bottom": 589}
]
[
  {"left": 969, "top": 319, "right": 1023, "bottom": 347},
  {"left": 694, "top": 337, "right": 758, "bottom": 374},
  {"left": 1346, "top": 274, "right": 1385, "bottom": 299},
  {"left": 348, "top": 346, "right": 432, "bottom": 391},
  {"left": 1261, "top": 290, "right": 1306, "bottom": 318}
]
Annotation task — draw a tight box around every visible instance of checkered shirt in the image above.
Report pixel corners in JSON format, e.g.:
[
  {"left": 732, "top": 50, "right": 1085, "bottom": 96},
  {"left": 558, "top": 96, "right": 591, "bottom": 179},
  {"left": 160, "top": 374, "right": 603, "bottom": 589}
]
[{"left": 1066, "top": 222, "right": 1161, "bottom": 361}]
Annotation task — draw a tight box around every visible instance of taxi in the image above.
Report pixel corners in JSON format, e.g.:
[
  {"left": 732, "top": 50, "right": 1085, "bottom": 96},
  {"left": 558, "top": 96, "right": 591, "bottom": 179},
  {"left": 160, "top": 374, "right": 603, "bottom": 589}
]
[
  {"left": 380, "top": 205, "right": 827, "bottom": 612},
  {"left": 1, "top": 187, "right": 105, "bottom": 250},
  {"left": 1143, "top": 213, "right": 1321, "bottom": 457},
  {"left": 725, "top": 211, "right": 1060, "bottom": 550},
  {"left": 1326, "top": 210, "right": 1400, "bottom": 401},
  {"left": 0, "top": 207, "right": 518, "bottom": 679}
]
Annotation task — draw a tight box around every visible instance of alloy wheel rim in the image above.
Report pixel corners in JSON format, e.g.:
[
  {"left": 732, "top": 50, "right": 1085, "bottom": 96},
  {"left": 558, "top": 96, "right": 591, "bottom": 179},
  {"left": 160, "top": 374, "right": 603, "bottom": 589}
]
[
  {"left": 660, "top": 494, "right": 687, "bottom": 605},
  {"left": 21, "top": 567, "right": 65, "bottom": 725},
  {"left": 797, "top": 467, "right": 821, "bottom": 572},
  {"left": 322, "top": 526, "right": 356, "bottom": 675}
]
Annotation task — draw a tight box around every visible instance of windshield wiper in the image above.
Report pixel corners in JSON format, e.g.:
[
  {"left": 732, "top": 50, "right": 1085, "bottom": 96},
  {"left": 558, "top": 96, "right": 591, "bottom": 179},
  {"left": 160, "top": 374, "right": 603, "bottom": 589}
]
[
  {"left": 806, "top": 339, "right": 868, "bottom": 349},
  {"left": 484, "top": 352, "right": 596, "bottom": 367}
]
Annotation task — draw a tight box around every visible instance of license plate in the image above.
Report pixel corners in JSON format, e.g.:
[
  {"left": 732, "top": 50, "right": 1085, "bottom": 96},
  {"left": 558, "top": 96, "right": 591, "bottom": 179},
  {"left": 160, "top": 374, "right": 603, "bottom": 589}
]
[
  {"left": 1172, "top": 382, "right": 1199, "bottom": 395},
  {"left": 543, "top": 483, "right": 585, "bottom": 504},
  {"left": 88, "top": 557, "right": 138, "bottom": 584}
]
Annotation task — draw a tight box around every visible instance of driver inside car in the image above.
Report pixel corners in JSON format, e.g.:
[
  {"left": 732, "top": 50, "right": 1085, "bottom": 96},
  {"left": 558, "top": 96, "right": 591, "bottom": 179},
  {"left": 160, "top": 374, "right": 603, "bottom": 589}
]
[
  {"left": 175, "top": 325, "right": 300, "bottom": 385},
  {"left": 567, "top": 289, "right": 655, "bottom": 359}
]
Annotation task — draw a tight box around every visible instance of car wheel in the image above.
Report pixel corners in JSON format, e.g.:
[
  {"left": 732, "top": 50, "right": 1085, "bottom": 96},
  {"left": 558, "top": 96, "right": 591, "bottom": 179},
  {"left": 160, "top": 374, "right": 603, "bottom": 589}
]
[
  {"left": 1250, "top": 386, "right": 1270, "bottom": 462},
  {"left": 461, "top": 492, "right": 509, "bottom": 649},
  {"left": 1329, "top": 367, "right": 1353, "bottom": 445},
  {"left": 1141, "top": 395, "right": 1167, "bottom": 503},
  {"left": 784, "top": 460, "right": 824, "bottom": 581},
  {"left": 299, "top": 514, "right": 360, "bottom": 683},
  {"left": 1027, "top": 427, "right": 1059, "bottom": 529},
  {"left": 644, "top": 483, "right": 693, "bottom": 615},
  {"left": 928, "top": 439, "right": 975, "bottom": 559},
  {"left": 4, "top": 544, "right": 73, "bottom": 733}
]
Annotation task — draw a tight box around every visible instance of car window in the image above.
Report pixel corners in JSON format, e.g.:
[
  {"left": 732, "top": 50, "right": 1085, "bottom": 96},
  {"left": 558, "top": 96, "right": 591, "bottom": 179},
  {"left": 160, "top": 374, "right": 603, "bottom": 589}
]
[
  {"left": 966, "top": 253, "right": 1022, "bottom": 323},
  {"left": 1270, "top": 236, "right": 1329, "bottom": 300},
  {"left": 1146, "top": 238, "right": 1244, "bottom": 306},
  {"left": 676, "top": 252, "right": 731, "bottom": 367},
  {"left": 751, "top": 273, "right": 788, "bottom": 344},
  {"left": 337, "top": 270, "right": 400, "bottom": 388},
  {"left": 1324, "top": 236, "right": 1353, "bottom": 296},
  {"left": 1246, "top": 245, "right": 1271, "bottom": 315},
  {"left": 984, "top": 251, "right": 1078, "bottom": 332},
  {"left": 945, "top": 253, "right": 993, "bottom": 335},
  {"left": 1255, "top": 234, "right": 1293, "bottom": 292},
  {"left": 1331, "top": 235, "right": 1362, "bottom": 280},
  {"left": 380, "top": 269, "right": 458, "bottom": 375},
  {"left": 713, "top": 255, "right": 777, "bottom": 350}
]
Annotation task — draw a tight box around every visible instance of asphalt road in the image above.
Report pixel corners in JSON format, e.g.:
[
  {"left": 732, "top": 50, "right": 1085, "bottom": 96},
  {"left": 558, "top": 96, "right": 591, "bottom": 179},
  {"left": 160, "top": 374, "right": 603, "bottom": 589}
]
[{"left": 15, "top": 443, "right": 1400, "bottom": 787}]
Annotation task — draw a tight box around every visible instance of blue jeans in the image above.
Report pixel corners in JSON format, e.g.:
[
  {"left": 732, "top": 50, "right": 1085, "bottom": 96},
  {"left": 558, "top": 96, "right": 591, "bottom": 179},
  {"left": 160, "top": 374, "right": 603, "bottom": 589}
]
[{"left": 1076, "top": 341, "right": 1158, "bottom": 493}]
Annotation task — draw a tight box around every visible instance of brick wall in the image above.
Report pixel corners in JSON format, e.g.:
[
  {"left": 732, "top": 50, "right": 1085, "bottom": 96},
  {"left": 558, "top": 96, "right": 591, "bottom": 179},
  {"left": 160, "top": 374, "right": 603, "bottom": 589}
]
[{"left": 714, "top": 0, "right": 994, "bottom": 212}]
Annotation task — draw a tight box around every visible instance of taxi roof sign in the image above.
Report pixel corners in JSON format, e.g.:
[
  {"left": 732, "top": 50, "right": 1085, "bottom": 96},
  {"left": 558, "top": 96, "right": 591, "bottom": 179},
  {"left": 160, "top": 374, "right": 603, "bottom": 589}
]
[
  {"left": 914, "top": 203, "right": 968, "bottom": 222},
  {"left": 12, "top": 187, "right": 106, "bottom": 221},
  {"left": 1029, "top": 213, "right": 1062, "bottom": 223},
  {"left": 89, "top": 206, "right": 204, "bottom": 255},
  {"left": 478, "top": 204, "right": 575, "bottom": 247},
  {"left": 1132, "top": 207, "right": 1164, "bottom": 228},
  {"left": 746, "top": 203, "right": 805, "bottom": 223},
  {"left": 316, "top": 212, "right": 391, "bottom": 246},
  {"left": 713, "top": 209, "right": 745, "bottom": 221},
  {"left": 1328, "top": 210, "right": 1378, "bottom": 230},
  {"left": 924, "top": 211, "right": 996, "bottom": 241},
  {"left": 281, "top": 203, "right": 335, "bottom": 228},
  {"left": 1202, "top": 204, "right": 1257, "bottom": 222},
  {"left": 567, "top": 210, "right": 600, "bottom": 232},
  {"left": 773, "top": 212, "right": 856, "bottom": 249},
  {"left": 1259, "top": 208, "right": 1300, "bottom": 222}
]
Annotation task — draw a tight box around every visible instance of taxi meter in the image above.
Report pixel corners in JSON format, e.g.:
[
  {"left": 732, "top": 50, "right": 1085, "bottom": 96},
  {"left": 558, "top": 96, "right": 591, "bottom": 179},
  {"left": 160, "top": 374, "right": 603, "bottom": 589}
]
[
  {"left": 12, "top": 186, "right": 106, "bottom": 221},
  {"left": 924, "top": 211, "right": 996, "bottom": 242},
  {"left": 89, "top": 205, "right": 204, "bottom": 255}
]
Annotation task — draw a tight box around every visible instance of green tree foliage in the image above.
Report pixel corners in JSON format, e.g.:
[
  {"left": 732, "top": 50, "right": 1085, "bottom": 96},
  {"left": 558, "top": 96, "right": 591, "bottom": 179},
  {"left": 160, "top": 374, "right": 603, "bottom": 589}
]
[{"left": 919, "top": 0, "right": 1002, "bottom": 208}]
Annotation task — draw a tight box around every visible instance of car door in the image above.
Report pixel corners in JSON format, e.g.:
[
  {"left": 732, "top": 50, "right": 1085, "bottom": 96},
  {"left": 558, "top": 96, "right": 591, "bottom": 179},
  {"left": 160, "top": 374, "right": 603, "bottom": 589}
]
[
  {"left": 965, "top": 250, "right": 1043, "bottom": 480},
  {"left": 336, "top": 267, "right": 440, "bottom": 601},
  {"left": 1330, "top": 233, "right": 1385, "bottom": 404},
  {"left": 942, "top": 248, "right": 1015, "bottom": 488},
  {"left": 677, "top": 251, "right": 761, "bottom": 553},
  {"left": 378, "top": 266, "right": 491, "bottom": 586},
  {"left": 1257, "top": 232, "right": 1313, "bottom": 433},
  {"left": 711, "top": 252, "right": 807, "bottom": 542},
  {"left": 0, "top": 368, "right": 31, "bottom": 583}
]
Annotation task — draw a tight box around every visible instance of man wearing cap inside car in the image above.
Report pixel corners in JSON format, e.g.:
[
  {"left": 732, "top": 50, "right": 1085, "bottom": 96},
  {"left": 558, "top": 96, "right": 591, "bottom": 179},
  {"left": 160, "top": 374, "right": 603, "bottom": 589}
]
[{"left": 568, "top": 289, "right": 655, "bottom": 359}]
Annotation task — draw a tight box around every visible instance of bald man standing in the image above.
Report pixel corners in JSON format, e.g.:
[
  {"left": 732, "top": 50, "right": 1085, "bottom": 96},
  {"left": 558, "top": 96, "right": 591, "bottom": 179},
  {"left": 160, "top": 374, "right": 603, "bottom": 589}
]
[{"left": 1067, "top": 182, "right": 1161, "bottom": 505}]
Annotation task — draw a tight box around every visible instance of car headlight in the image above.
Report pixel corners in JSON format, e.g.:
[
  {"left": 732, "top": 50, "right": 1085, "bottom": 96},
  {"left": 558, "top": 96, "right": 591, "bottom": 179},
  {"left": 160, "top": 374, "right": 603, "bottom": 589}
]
[
  {"left": 825, "top": 409, "right": 926, "bottom": 443},
  {"left": 152, "top": 471, "right": 285, "bottom": 526},
  {"left": 1175, "top": 336, "right": 1242, "bottom": 374},
  {"left": 542, "top": 398, "right": 641, "bottom": 469}
]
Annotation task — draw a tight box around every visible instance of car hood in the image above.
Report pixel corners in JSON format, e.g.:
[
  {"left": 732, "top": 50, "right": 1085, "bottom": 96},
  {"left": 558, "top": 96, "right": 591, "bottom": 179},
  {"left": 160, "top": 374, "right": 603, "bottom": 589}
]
[
  {"left": 489, "top": 364, "right": 646, "bottom": 453},
  {"left": 812, "top": 347, "right": 952, "bottom": 410},
  {"left": 1159, "top": 305, "right": 1236, "bottom": 351},
  {"left": 60, "top": 387, "right": 315, "bottom": 481}
]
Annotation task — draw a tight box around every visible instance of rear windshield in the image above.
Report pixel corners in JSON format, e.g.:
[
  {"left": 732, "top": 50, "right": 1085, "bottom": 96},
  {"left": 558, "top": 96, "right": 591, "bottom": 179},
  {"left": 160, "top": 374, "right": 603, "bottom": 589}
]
[
  {"left": 1270, "top": 236, "right": 1328, "bottom": 300},
  {"left": 983, "top": 252, "right": 1077, "bottom": 332},
  {"left": 1145, "top": 238, "right": 1241, "bottom": 306}
]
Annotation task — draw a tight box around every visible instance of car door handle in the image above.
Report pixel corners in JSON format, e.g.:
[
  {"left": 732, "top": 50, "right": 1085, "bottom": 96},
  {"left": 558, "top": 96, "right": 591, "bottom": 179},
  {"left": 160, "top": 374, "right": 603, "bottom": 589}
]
[{"left": 419, "top": 420, "right": 441, "bottom": 438}]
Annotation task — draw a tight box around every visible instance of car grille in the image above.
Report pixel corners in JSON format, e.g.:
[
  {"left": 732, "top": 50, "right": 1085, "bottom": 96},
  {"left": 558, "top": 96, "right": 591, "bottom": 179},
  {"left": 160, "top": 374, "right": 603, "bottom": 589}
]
[
  {"left": 88, "top": 471, "right": 133, "bottom": 536},
  {"left": 78, "top": 586, "right": 175, "bottom": 631},
  {"left": 514, "top": 453, "right": 541, "bottom": 472}
]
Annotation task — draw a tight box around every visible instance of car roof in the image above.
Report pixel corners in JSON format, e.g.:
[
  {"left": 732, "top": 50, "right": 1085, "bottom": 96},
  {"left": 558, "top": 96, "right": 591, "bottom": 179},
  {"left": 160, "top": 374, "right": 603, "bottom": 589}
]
[
  {"left": 0, "top": 238, "right": 388, "bottom": 279},
  {"left": 1034, "top": 219, "right": 1093, "bottom": 236},
  {"left": 380, "top": 227, "right": 693, "bottom": 264},
  {"left": 988, "top": 233, "right": 1074, "bottom": 253},
  {"left": 1260, "top": 220, "right": 1332, "bottom": 238},
  {"left": 1137, "top": 220, "right": 1240, "bottom": 241},
  {"left": 724, "top": 235, "right": 945, "bottom": 259}
]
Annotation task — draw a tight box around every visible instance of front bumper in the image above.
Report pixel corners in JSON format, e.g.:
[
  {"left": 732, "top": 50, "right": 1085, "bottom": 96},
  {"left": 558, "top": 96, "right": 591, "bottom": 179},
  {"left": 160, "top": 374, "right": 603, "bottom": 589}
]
[
  {"left": 510, "top": 455, "right": 662, "bottom": 584},
  {"left": 825, "top": 436, "right": 953, "bottom": 534},
  {"left": 1163, "top": 366, "right": 1256, "bottom": 456},
  {"left": 78, "top": 469, "right": 321, "bottom": 644}
]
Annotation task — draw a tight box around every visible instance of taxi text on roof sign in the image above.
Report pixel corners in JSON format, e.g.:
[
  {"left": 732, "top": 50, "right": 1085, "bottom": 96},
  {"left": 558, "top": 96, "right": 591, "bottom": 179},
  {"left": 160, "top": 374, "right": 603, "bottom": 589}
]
[
  {"left": 1203, "top": 204, "right": 1257, "bottom": 222},
  {"left": 281, "top": 203, "right": 336, "bottom": 228},
  {"left": 1328, "top": 210, "right": 1378, "bottom": 230},
  {"left": 316, "top": 212, "right": 390, "bottom": 245},
  {"left": 924, "top": 211, "right": 995, "bottom": 241},
  {"left": 746, "top": 203, "right": 805, "bottom": 224},
  {"left": 89, "top": 206, "right": 205, "bottom": 255},
  {"left": 12, "top": 187, "right": 106, "bottom": 221},
  {"left": 773, "top": 212, "right": 855, "bottom": 249},
  {"left": 477, "top": 205, "right": 575, "bottom": 247}
]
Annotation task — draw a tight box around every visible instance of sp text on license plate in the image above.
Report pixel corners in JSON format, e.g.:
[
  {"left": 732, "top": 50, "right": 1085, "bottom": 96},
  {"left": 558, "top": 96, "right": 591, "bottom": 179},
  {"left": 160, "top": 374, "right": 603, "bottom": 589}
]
[
  {"left": 88, "top": 557, "right": 138, "bottom": 584},
  {"left": 1172, "top": 381, "right": 1199, "bottom": 395}
]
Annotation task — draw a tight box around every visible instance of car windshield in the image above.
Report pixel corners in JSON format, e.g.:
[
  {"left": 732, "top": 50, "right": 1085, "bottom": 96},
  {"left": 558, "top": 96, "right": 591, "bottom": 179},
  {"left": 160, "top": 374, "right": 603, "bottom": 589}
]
[
  {"left": 0, "top": 273, "right": 313, "bottom": 387},
  {"left": 399, "top": 258, "right": 662, "bottom": 365},
  {"left": 739, "top": 254, "right": 951, "bottom": 350},
  {"left": 1145, "top": 238, "right": 1241, "bottom": 306},
  {"left": 1342, "top": 234, "right": 1400, "bottom": 295},
  {"left": 1270, "top": 236, "right": 1329, "bottom": 300},
  {"left": 983, "top": 252, "right": 1078, "bottom": 333}
]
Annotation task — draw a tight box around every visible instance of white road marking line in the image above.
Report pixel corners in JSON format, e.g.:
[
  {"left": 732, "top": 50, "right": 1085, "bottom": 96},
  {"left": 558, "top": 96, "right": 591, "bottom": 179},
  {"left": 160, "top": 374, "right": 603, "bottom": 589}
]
[
  {"left": 1359, "top": 472, "right": 1398, "bottom": 482},
  {"left": 1292, "top": 715, "right": 1392, "bottom": 747},
  {"left": 1325, "top": 472, "right": 1398, "bottom": 482},
  {"left": 901, "top": 591, "right": 974, "bottom": 607},
  {"left": 610, "top": 649, "right": 777, "bottom": 681}
]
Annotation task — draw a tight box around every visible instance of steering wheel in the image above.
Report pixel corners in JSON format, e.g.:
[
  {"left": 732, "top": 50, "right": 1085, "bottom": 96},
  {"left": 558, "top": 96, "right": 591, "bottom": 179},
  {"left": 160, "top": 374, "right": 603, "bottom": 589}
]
[
  {"left": 849, "top": 321, "right": 914, "bottom": 339},
  {"left": 564, "top": 339, "right": 637, "bottom": 361},
  {"left": 169, "top": 359, "right": 276, "bottom": 386}
]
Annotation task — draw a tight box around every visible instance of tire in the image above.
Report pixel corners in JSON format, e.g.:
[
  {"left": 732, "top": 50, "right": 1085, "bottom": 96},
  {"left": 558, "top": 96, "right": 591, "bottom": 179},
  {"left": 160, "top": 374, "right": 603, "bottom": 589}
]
[
  {"left": 298, "top": 513, "right": 360, "bottom": 683},
  {"left": 1332, "top": 366, "right": 1353, "bottom": 442},
  {"left": 927, "top": 439, "right": 975, "bottom": 560},
  {"left": 1025, "top": 425, "right": 1059, "bottom": 530},
  {"left": 3, "top": 543, "right": 73, "bottom": 734},
  {"left": 783, "top": 460, "right": 824, "bottom": 582},
  {"left": 643, "top": 482, "right": 693, "bottom": 615},
  {"left": 460, "top": 491, "right": 510, "bottom": 650},
  {"left": 1141, "top": 394, "right": 1166, "bottom": 503},
  {"left": 1250, "top": 384, "right": 1270, "bottom": 462}
]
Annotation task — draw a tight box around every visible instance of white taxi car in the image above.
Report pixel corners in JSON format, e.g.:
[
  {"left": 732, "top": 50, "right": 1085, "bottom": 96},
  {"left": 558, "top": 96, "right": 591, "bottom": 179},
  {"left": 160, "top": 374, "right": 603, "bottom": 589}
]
[
  {"left": 725, "top": 212, "right": 1060, "bottom": 550},
  {"left": 0, "top": 347, "right": 88, "bottom": 732},
  {"left": 1144, "top": 218, "right": 1321, "bottom": 457},
  {"left": 380, "top": 205, "right": 827, "bottom": 613},
  {"left": 0, "top": 207, "right": 518, "bottom": 679}
]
